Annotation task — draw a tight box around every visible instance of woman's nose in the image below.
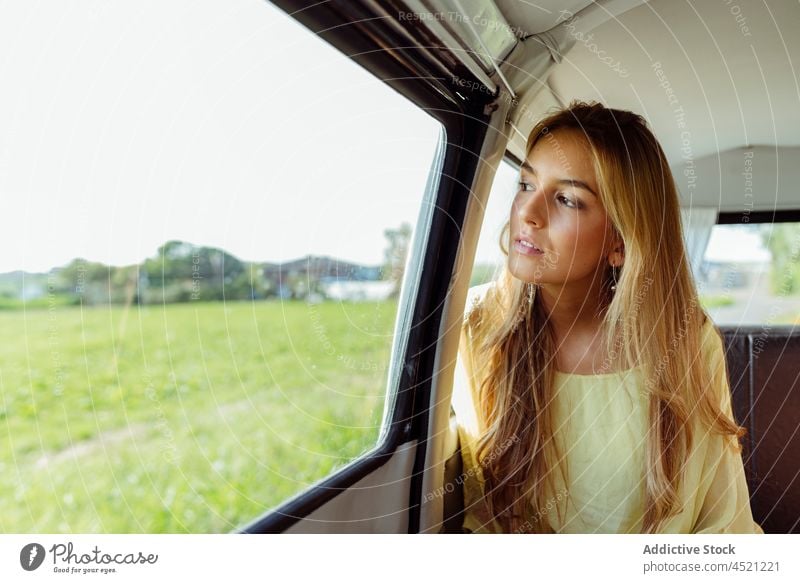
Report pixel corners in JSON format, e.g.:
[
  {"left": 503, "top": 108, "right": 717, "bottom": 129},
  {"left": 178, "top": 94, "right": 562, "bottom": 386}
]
[{"left": 517, "top": 188, "right": 547, "bottom": 226}]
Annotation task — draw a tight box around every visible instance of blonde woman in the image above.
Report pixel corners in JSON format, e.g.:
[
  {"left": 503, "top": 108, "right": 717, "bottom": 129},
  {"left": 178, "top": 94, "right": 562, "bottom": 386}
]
[{"left": 452, "top": 101, "right": 764, "bottom": 534}]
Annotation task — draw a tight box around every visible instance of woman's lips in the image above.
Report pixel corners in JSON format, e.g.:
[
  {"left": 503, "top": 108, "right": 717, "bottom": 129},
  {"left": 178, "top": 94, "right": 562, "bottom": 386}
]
[{"left": 514, "top": 239, "right": 544, "bottom": 256}]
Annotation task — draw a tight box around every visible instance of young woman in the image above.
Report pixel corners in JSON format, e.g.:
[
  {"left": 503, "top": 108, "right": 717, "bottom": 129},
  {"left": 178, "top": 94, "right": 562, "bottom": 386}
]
[{"left": 452, "top": 101, "right": 764, "bottom": 534}]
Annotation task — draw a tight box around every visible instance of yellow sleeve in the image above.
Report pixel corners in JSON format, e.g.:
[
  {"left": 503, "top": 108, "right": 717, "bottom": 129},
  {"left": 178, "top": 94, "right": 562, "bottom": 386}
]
[
  {"left": 451, "top": 284, "right": 492, "bottom": 437},
  {"left": 451, "top": 284, "right": 503, "bottom": 533},
  {"left": 451, "top": 316, "right": 484, "bottom": 438},
  {"left": 692, "top": 321, "right": 764, "bottom": 534}
]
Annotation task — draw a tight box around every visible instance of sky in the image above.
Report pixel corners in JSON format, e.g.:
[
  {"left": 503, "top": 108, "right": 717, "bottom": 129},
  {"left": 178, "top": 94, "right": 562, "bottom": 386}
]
[
  {"left": 0, "top": 0, "right": 769, "bottom": 274},
  {"left": 0, "top": 0, "right": 461, "bottom": 273},
  {"left": 705, "top": 225, "right": 771, "bottom": 263}
]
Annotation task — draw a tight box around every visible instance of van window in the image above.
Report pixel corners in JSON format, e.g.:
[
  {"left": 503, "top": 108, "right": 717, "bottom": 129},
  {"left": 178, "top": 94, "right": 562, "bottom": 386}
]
[
  {"left": 470, "top": 158, "right": 520, "bottom": 286},
  {"left": 700, "top": 222, "right": 800, "bottom": 326},
  {"left": 0, "top": 1, "right": 442, "bottom": 532}
]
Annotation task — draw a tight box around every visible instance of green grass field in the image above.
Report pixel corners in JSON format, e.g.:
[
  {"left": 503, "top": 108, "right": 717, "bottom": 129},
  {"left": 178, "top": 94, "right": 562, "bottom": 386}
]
[{"left": 0, "top": 299, "right": 397, "bottom": 533}]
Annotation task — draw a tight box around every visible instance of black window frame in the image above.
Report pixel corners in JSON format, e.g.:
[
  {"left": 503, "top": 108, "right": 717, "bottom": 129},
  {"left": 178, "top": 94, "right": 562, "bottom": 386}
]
[
  {"left": 239, "top": 0, "right": 497, "bottom": 533},
  {"left": 717, "top": 210, "right": 800, "bottom": 224}
]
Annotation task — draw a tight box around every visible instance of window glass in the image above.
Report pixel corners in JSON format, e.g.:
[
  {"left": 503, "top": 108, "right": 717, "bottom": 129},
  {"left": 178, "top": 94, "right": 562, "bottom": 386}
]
[
  {"left": 700, "top": 222, "right": 800, "bottom": 326},
  {"left": 0, "top": 1, "right": 442, "bottom": 532},
  {"left": 470, "top": 158, "right": 520, "bottom": 286}
]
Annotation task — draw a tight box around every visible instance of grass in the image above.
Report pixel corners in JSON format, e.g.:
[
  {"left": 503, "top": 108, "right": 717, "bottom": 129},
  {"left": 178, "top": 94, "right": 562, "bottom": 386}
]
[
  {"left": 772, "top": 312, "right": 800, "bottom": 325},
  {"left": 699, "top": 294, "right": 736, "bottom": 309},
  {"left": 0, "top": 299, "right": 397, "bottom": 533}
]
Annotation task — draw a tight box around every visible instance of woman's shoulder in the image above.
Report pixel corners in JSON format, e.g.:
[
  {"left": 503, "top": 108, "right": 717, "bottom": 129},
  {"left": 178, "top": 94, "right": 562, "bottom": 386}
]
[
  {"left": 698, "top": 312, "right": 724, "bottom": 354},
  {"left": 694, "top": 312, "right": 739, "bottom": 418},
  {"left": 465, "top": 281, "right": 495, "bottom": 316},
  {"left": 459, "top": 281, "right": 500, "bottom": 364},
  {"left": 694, "top": 313, "right": 728, "bottom": 388},
  {"left": 462, "top": 281, "right": 501, "bottom": 334}
]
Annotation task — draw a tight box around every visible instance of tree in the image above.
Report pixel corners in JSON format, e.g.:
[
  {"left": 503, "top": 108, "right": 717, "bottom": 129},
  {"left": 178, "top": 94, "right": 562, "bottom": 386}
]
[
  {"left": 382, "top": 222, "right": 412, "bottom": 297},
  {"left": 142, "top": 242, "right": 245, "bottom": 302},
  {"left": 760, "top": 223, "right": 800, "bottom": 295},
  {"left": 55, "top": 258, "right": 113, "bottom": 304}
]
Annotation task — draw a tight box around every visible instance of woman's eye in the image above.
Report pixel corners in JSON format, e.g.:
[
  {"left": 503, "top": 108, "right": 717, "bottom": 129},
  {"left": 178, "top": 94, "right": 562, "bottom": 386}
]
[
  {"left": 518, "top": 181, "right": 535, "bottom": 192},
  {"left": 557, "top": 194, "right": 580, "bottom": 209}
]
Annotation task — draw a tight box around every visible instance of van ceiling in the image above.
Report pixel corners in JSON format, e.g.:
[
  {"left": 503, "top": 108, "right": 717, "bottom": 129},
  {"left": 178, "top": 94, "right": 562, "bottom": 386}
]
[
  {"left": 419, "top": 0, "right": 799, "bottom": 211},
  {"left": 542, "top": 1, "right": 800, "bottom": 161},
  {"left": 494, "top": 0, "right": 599, "bottom": 35}
]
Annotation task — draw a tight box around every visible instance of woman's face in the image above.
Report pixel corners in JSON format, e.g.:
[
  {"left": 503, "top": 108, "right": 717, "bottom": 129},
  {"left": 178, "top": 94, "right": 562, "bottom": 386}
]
[{"left": 508, "top": 129, "right": 622, "bottom": 291}]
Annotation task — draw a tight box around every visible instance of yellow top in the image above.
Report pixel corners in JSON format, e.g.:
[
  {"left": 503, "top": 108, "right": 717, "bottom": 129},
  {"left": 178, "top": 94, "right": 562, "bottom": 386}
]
[{"left": 452, "top": 283, "right": 764, "bottom": 534}]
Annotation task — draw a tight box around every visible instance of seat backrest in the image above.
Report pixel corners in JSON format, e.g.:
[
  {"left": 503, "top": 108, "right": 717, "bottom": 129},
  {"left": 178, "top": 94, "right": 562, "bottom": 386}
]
[{"left": 721, "top": 326, "right": 800, "bottom": 534}]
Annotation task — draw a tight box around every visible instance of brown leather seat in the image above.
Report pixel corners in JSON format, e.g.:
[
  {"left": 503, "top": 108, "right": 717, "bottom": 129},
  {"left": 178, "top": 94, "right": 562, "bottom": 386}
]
[{"left": 721, "top": 326, "right": 800, "bottom": 534}]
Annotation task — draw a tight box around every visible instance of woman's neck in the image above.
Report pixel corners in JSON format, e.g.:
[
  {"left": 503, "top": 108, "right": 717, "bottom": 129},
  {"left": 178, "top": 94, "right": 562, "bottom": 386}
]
[
  {"left": 536, "top": 279, "right": 608, "bottom": 338},
  {"left": 534, "top": 277, "right": 622, "bottom": 374}
]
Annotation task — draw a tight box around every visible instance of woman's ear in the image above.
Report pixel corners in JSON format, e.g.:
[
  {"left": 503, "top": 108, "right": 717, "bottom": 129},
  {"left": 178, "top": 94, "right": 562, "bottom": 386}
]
[{"left": 609, "top": 237, "right": 625, "bottom": 268}]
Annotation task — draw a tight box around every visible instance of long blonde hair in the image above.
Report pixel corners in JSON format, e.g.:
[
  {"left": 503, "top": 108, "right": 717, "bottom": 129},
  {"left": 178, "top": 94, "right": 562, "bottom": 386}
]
[{"left": 468, "top": 100, "right": 745, "bottom": 533}]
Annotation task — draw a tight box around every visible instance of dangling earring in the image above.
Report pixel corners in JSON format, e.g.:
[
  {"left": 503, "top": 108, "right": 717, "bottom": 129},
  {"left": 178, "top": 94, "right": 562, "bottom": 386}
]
[
  {"left": 528, "top": 282, "right": 535, "bottom": 305},
  {"left": 610, "top": 264, "right": 619, "bottom": 292}
]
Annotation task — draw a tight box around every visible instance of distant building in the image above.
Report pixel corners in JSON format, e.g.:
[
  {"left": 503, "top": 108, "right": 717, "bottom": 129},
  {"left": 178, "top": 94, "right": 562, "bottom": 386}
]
[
  {"left": 20, "top": 282, "right": 45, "bottom": 300},
  {"left": 700, "top": 260, "right": 769, "bottom": 291},
  {"left": 262, "top": 255, "right": 384, "bottom": 300},
  {"left": 321, "top": 279, "right": 396, "bottom": 301}
]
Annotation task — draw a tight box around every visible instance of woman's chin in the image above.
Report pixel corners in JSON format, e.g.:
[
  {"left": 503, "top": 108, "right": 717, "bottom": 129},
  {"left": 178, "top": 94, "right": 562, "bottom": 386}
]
[{"left": 507, "top": 262, "right": 546, "bottom": 285}]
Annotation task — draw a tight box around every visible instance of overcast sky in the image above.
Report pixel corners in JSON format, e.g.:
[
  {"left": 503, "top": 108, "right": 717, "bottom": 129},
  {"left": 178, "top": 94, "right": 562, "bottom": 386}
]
[{"left": 0, "top": 0, "right": 514, "bottom": 273}]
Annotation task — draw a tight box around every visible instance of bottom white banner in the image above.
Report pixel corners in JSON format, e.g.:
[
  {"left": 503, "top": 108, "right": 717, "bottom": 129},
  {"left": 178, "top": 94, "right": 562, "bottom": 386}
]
[{"left": 1, "top": 534, "right": 797, "bottom": 582}]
